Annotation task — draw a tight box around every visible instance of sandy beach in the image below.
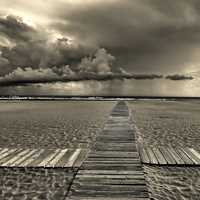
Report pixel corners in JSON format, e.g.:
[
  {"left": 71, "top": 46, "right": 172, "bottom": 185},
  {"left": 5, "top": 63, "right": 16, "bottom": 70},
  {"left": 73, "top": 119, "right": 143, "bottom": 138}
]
[
  {"left": 129, "top": 100, "right": 200, "bottom": 151},
  {"left": 129, "top": 100, "right": 200, "bottom": 200},
  {"left": 0, "top": 100, "right": 199, "bottom": 199},
  {"left": 0, "top": 101, "right": 114, "bottom": 149}
]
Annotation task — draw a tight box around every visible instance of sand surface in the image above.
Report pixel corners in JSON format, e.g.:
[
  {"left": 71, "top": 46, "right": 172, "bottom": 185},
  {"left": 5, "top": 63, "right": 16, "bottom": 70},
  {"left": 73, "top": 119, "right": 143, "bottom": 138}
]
[
  {"left": 0, "top": 101, "right": 114, "bottom": 148},
  {"left": 0, "top": 100, "right": 200, "bottom": 199},
  {"left": 129, "top": 100, "right": 200, "bottom": 200},
  {"left": 144, "top": 166, "right": 200, "bottom": 200},
  {"left": 0, "top": 168, "right": 75, "bottom": 200},
  {"left": 129, "top": 100, "right": 200, "bottom": 151}
]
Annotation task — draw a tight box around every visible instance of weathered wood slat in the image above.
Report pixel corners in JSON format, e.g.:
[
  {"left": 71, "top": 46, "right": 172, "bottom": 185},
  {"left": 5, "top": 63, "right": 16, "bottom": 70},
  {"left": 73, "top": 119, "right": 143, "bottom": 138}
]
[
  {"left": 72, "top": 184, "right": 148, "bottom": 192},
  {"left": 139, "top": 148, "right": 150, "bottom": 164},
  {"left": 84, "top": 160, "right": 140, "bottom": 164},
  {"left": 146, "top": 148, "right": 158, "bottom": 164},
  {"left": 160, "top": 147, "right": 176, "bottom": 165},
  {"left": 68, "top": 101, "right": 149, "bottom": 200},
  {"left": 22, "top": 149, "right": 45, "bottom": 167},
  {"left": 54, "top": 149, "right": 75, "bottom": 167},
  {"left": 65, "top": 149, "right": 82, "bottom": 167},
  {"left": 89, "top": 151, "right": 139, "bottom": 158},
  {"left": 163, "top": 148, "right": 184, "bottom": 164},
  {"left": 73, "top": 179, "right": 146, "bottom": 185},
  {"left": 47, "top": 149, "right": 68, "bottom": 167},
  {"left": 182, "top": 148, "right": 200, "bottom": 165},
  {"left": 12, "top": 149, "right": 38, "bottom": 166},
  {"left": 152, "top": 148, "right": 167, "bottom": 165},
  {"left": 0, "top": 148, "right": 9, "bottom": 157},
  {"left": 171, "top": 148, "right": 189, "bottom": 165},
  {"left": 67, "top": 198, "right": 149, "bottom": 200},
  {"left": 0, "top": 149, "right": 21, "bottom": 164},
  {"left": 37, "top": 149, "right": 60, "bottom": 167},
  {"left": 2, "top": 149, "right": 30, "bottom": 166},
  {"left": 175, "top": 148, "right": 194, "bottom": 165},
  {"left": 0, "top": 148, "right": 89, "bottom": 168},
  {"left": 77, "top": 170, "right": 144, "bottom": 175},
  {"left": 188, "top": 148, "right": 200, "bottom": 164},
  {"left": 0, "top": 148, "right": 17, "bottom": 162},
  {"left": 76, "top": 175, "right": 145, "bottom": 180},
  {"left": 139, "top": 147, "right": 200, "bottom": 165},
  {"left": 70, "top": 190, "right": 149, "bottom": 198},
  {"left": 73, "top": 149, "right": 90, "bottom": 168}
]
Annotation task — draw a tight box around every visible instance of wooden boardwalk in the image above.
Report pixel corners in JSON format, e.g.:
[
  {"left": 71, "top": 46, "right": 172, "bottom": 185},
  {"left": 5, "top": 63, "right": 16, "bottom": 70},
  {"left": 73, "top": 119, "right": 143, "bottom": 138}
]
[
  {"left": 0, "top": 148, "right": 89, "bottom": 168},
  {"left": 139, "top": 146, "right": 200, "bottom": 165},
  {"left": 67, "top": 101, "right": 149, "bottom": 200},
  {"left": 1, "top": 100, "right": 200, "bottom": 199}
]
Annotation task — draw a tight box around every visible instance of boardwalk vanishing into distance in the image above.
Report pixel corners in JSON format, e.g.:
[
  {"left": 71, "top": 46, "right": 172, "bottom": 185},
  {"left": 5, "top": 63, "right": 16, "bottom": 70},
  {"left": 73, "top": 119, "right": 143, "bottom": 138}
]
[
  {"left": 0, "top": 101, "right": 200, "bottom": 199},
  {"left": 67, "top": 101, "right": 149, "bottom": 200}
]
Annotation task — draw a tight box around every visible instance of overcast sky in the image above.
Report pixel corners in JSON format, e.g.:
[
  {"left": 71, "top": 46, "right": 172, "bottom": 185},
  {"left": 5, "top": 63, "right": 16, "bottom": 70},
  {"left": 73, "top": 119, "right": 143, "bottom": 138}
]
[{"left": 0, "top": 0, "right": 200, "bottom": 89}]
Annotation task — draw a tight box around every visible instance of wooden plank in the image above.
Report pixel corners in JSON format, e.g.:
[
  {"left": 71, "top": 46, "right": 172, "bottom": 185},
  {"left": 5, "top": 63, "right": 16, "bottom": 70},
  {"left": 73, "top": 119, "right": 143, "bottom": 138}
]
[
  {"left": 0, "top": 149, "right": 20, "bottom": 164},
  {"left": 70, "top": 190, "right": 149, "bottom": 198},
  {"left": 87, "top": 158, "right": 139, "bottom": 162},
  {"left": 146, "top": 148, "right": 158, "bottom": 164},
  {"left": 68, "top": 101, "right": 149, "bottom": 200},
  {"left": 139, "top": 148, "right": 150, "bottom": 163},
  {"left": 54, "top": 149, "right": 74, "bottom": 167},
  {"left": 21, "top": 149, "right": 45, "bottom": 167},
  {"left": 67, "top": 198, "right": 149, "bottom": 200},
  {"left": 27, "top": 149, "right": 53, "bottom": 167},
  {"left": 65, "top": 149, "right": 82, "bottom": 167},
  {"left": 175, "top": 148, "right": 194, "bottom": 165},
  {"left": 152, "top": 148, "right": 167, "bottom": 165},
  {"left": 12, "top": 149, "right": 38, "bottom": 167},
  {"left": 77, "top": 170, "right": 144, "bottom": 175},
  {"left": 72, "top": 185, "right": 148, "bottom": 192},
  {"left": 182, "top": 148, "right": 200, "bottom": 165},
  {"left": 0, "top": 148, "right": 9, "bottom": 156},
  {"left": 188, "top": 148, "right": 200, "bottom": 164},
  {"left": 73, "top": 149, "right": 90, "bottom": 168},
  {"left": 73, "top": 179, "right": 146, "bottom": 185},
  {"left": 89, "top": 152, "right": 139, "bottom": 158},
  {"left": 38, "top": 149, "right": 61, "bottom": 167},
  {"left": 80, "top": 166, "right": 143, "bottom": 171},
  {"left": 166, "top": 148, "right": 184, "bottom": 164},
  {"left": 1, "top": 149, "right": 30, "bottom": 166},
  {"left": 159, "top": 147, "right": 176, "bottom": 165},
  {"left": 84, "top": 160, "right": 139, "bottom": 164},
  {"left": 76, "top": 175, "right": 145, "bottom": 180},
  {"left": 47, "top": 149, "right": 68, "bottom": 167}
]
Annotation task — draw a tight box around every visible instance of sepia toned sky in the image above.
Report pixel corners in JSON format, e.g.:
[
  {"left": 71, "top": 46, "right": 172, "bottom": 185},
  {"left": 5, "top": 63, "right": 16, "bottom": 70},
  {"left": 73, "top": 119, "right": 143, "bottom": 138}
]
[{"left": 0, "top": 0, "right": 200, "bottom": 90}]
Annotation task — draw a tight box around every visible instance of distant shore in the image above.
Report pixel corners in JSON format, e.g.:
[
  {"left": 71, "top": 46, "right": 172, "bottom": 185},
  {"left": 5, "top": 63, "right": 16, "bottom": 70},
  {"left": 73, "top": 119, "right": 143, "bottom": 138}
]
[{"left": 1, "top": 95, "right": 200, "bottom": 101}]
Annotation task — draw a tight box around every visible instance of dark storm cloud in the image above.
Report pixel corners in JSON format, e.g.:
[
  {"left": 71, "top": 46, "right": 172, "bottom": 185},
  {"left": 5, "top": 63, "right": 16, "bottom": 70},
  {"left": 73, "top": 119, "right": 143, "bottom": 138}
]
[
  {"left": 0, "top": 15, "right": 37, "bottom": 43},
  {"left": 0, "top": 15, "right": 97, "bottom": 76},
  {"left": 51, "top": 0, "right": 200, "bottom": 73},
  {"left": 166, "top": 74, "right": 194, "bottom": 81},
  {"left": 0, "top": 48, "right": 163, "bottom": 87},
  {"left": 0, "top": 0, "right": 200, "bottom": 84}
]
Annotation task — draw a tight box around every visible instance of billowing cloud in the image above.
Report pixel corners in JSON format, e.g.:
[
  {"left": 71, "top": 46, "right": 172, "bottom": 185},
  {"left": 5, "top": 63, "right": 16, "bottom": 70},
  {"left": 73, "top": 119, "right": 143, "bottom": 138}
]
[
  {"left": 0, "top": 15, "right": 36, "bottom": 42},
  {"left": 78, "top": 48, "right": 115, "bottom": 75},
  {"left": 166, "top": 74, "right": 194, "bottom": 81},
  {"left": 0, "top": 1, "right": 200, "bottom": 90},
  {"left": 0, "top": 47, "right": 164, "bottom": 86}
]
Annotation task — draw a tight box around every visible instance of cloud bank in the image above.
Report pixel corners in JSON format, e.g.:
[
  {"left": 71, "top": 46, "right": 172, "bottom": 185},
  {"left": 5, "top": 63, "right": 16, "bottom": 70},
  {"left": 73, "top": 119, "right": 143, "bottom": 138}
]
[
  {"left": 0, "top": 1, "right": 199, "bottom": 88},
  {"left": 0, "top": 54, "right": 164, "bottom": 87},
  {"left": 166, "top": 74, "right": 194, "bottom": 81}
]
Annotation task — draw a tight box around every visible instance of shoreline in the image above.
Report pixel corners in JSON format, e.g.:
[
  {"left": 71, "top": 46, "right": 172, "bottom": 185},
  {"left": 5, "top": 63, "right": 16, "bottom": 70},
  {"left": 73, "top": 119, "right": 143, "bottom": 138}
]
[{"left": 1, "top": 96, "right": 200, "bottom": 101}]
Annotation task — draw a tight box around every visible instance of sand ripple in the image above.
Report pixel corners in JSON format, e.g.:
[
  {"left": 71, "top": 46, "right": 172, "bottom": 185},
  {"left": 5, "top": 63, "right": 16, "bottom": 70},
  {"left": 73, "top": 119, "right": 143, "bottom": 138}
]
[
  {"left": 0, "top": 101, "right": 114, "bottom": 148},
  {"left": 129, "top": 100, "right": 200, "bottom": 151},
  {"left": 144, "top": 165, "right": 200, "bottom": 200}
]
